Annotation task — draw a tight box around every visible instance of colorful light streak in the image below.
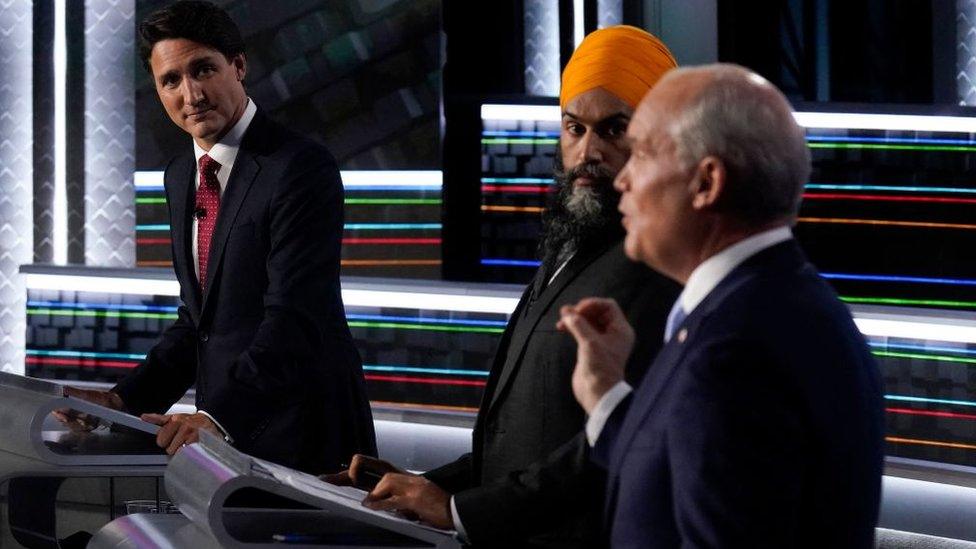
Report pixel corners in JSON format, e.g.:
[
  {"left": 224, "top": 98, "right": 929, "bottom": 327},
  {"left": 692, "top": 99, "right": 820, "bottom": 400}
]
[
  {"left": 841, "top": 296, "right": 976, "bottom": 309},
  {"left": 481, "top": 138, "right": 559, "bottom": 145},
  {"left": 808, "top": 142, "right": 976, "bottom": 152},
  {"left": 347, "top": 320, "right": 504, "bottom": 334},
  {"left": 480, "top": 205, "right": 545, "bottom": 213},
  {"left": 370, "top": 400, "right": 479, "bottom": 414},
  {"left": 868, "top": 342, "right": 976, "bottom": 357},
  {"left": 482, "top": 130, "right": 559, "bottom": 138},
  {"left": 481, "top": 177, "right": 554, "bottom": 184},
  {"left": 341, "top": 260, "right": 442, "bottom": 267},
  {"left": 886, "top": 408, "right": 976, "bottom": 421},
  {"left": 885, "top": 395, "right": 976, "bottom": 407},
  {"left": 136, "top": 224, "right": 170, "bottom": 231},
  {"left": 480, "top": 259, "right": 542, "bottom": 267},
  {"left": 824, "top": 273, "right": 976, "bottom": 286},
  {"left": 346, "top": 314, "right": 507, "bottom": 327},
  {"left": 798, "top": 217, "right": 976, "bottom": 231},
  {"left": 365, "top": 374, "right": 487, "bottom": 387},
  {"left": 803, "top": 193, "right": 976, "bottom": 205},
  {"left": 805, "top": 184, "right": 976, "bottom": 194},
  {"left": 26, "top": 356, "right": 138, "bottom": 369},
  {"left": 363, "top": 365, "right": 490, "bottom": 377},
  {"left": 136, "top": 197, "right": 167, "bottom": 205},
  {"left": 136, "top": 238, "right": 170, "bottom": 245},
  {"left": 27, "top": 349, "right": 147, "bottom": 360},
  {"left": 344, "top": 198, "right": 441, "bottom": 205},
  {"left": 886, "top": 436, "right": 976, "bottom": 451},
  {"left": 27, "top": 308, "right": 178, "bottom": 320},
  {"left": 872, "top": 350, "right": 976, "bottom": 365},
  {"left": 26, "top": 302, "right": 179, "bottom": 313},
  {"left": 481, "top": 185, "right": 553, "bottom": 194},
  {"left": 807, "top": 135, "right": 976, "bottom": 146},
  {"left": 342, "top": 238, "right": 441, "bottom": 245},
  {"left": 343, "top": 223, "right": 442, "bottom": 230},
  {"left": 136, "top": 261, "right": 173, "bottom": 268},
  {"left": 343, "top": 186, "right": 442, "bottom": 192}
]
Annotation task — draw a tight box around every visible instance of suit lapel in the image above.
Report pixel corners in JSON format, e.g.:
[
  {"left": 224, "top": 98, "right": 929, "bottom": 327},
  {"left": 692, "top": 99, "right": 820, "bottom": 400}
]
[
  {"left": 168, "top": 154, "right": 201, "bottom": 319},
  {"left": 486, "top": 242, "right": 615, "bottom": 413},
  {"left": 199, "top": 148, "right": 261, "bottom": 314}
]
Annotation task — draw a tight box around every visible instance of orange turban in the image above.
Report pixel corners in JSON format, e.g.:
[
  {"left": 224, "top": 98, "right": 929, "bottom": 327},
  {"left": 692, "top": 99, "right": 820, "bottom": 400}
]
[{"left": 560, "top": 25, "right": 677, "bottom": 109}]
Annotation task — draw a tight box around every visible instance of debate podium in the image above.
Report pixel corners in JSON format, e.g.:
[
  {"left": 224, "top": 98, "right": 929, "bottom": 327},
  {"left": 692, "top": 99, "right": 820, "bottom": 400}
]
[
  {"left": 90, "top": 432, "right": 462, "bottom": 548},
  {"left": 0, "top": 372, "right": 168, "bottom": 548}
]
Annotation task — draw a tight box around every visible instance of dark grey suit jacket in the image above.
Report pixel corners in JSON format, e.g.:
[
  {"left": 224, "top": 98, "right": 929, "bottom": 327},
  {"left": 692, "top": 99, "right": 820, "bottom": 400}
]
[
  {"left": 424, "top": 240, "right": 680, "bottom": 548},
  {"left": 115, "top": 109, "right": 377, "bottom": 474}
]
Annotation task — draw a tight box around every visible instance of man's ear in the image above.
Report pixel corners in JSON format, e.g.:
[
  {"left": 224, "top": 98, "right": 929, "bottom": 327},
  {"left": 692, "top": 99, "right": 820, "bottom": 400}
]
[
  {"left": 690, "top": 156, "right": 725, "bottom": 211},
  {"left": 232, "top": 53, "right": 247, "bottom": 82}
]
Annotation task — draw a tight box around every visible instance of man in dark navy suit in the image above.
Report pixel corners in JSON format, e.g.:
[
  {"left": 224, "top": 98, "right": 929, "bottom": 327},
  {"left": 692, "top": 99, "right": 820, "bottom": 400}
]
[
  {"left": 56, "top": 1, "right": 376, "bottom": 474},
  {"left": 559, "top": 64, "right": 884, "bottom": 547}
]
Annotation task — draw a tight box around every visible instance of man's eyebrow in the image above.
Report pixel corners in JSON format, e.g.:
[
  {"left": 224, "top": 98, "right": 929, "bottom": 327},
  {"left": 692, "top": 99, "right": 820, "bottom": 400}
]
[{"left": 561, "top": 111, "right": 632, "bottom": 124}]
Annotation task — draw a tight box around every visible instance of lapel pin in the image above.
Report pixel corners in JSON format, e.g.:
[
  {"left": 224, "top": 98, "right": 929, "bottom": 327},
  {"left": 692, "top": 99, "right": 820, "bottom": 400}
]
[{"left": 677, "top": 328, "right": 688, "bottom": 343}]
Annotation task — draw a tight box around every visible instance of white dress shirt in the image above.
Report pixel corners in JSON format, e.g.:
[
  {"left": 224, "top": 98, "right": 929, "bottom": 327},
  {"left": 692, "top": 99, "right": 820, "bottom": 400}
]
[
  {"left": 191, "top": 98, "right": 257, "bottom": 280},
  {"left": 584, "top": 225, "right": 794, "bottom": 445},
  {"left": 189, "top": 98, "right": 257, "bottom": 441}
]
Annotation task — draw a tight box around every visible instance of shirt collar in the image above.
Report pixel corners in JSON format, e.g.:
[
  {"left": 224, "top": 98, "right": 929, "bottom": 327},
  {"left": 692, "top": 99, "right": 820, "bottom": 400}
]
[
  {"left": 676, "top": 225, "right": 794, "bottom": 317},
  {"left": 192, "top": 98, "right": 257, "bottom": 168}
]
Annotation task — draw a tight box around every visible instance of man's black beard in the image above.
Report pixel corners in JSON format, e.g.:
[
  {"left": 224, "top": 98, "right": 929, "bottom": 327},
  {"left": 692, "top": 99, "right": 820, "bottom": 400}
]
[{"left": 538, "top": 152, "right": 624, "bottom": 276}]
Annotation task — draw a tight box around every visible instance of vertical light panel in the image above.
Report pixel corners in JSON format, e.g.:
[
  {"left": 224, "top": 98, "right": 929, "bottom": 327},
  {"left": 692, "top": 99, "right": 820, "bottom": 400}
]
[
  {"left": 596, "top": 0, "right": 623, "bottom": 27},
  {"left": 0, "top": 2, "right": 33, "bottom": 374},
  {"left": 523, "top": 0, "right": 560, "bottom": 96},
  {"left": 573, "top": 0, "right": 585, "bottom": 48},
  {"left": 85, "top": 0, "right": 136, "bottom": 267},
  {"left": 958, "top": 0, "right": 976, "bottom": 105},
  {"left": 52, "top": 0, "right": 67, "bottom": 265}
]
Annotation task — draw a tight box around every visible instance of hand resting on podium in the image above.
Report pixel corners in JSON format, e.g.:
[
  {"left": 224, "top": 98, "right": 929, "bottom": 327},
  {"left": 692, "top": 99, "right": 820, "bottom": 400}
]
[
  {"left": 51, "top": 386, "right": 126, "bottom": 431},
  {"left": 325, "top": 454, "right": 454, "bottom": 529}
]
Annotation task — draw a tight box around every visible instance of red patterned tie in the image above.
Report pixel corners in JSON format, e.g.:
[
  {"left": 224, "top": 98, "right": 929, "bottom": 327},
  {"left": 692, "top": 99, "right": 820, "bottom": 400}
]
[{"left": 196, "top": 154, "right": 221, "bottom": 292}]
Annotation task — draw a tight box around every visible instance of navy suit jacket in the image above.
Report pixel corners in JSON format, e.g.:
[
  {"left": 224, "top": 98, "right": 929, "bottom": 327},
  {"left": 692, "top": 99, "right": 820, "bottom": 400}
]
[
  {"left": 115, "top": 109, "right": 377, "bottom": 474},
  {"left": 593, "top": 240, "right": 884, "bottom": 548}
]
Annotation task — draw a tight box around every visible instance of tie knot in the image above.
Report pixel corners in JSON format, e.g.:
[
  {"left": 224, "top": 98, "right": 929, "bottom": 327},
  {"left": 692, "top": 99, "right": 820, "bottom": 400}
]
[{"left": 199, "top": 154, "right": 220, "bottom": 177}]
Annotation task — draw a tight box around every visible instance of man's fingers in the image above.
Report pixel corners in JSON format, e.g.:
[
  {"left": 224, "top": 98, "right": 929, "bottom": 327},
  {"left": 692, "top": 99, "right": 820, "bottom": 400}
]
[
  {"left": 363, "top": 493, "right": 402, "bottom": 511},
  {"left": 141, "top": 413, "right": 171, "bottom": 426},
  {"left": 560, "top": 308, "right": 600, "bottom": 343},
  {"left": 156, "top": 420, "right": 179, "bottom": 450},
  {"left": 166, "top": 424, "right": 194, "bottom": 455},
  {"left": 321, "top": 471, "right": 352, "bottom": 486}
]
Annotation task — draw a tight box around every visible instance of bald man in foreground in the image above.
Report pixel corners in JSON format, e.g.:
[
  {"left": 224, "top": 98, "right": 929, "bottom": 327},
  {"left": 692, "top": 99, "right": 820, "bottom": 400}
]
[
  {"left": 560, "top": 64, "right": 884, "bottom": 547},
  {"left": 333, "top": 27, "right": 680, "bottom": 547}
]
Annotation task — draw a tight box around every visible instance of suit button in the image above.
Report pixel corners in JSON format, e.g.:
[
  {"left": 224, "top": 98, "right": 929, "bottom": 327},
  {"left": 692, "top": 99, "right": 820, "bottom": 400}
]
[{"left": 199, "top": 332, "right": 209, "bottom": 342}]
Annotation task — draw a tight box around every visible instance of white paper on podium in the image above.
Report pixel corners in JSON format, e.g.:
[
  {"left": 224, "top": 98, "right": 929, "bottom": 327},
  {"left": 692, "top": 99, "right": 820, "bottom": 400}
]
[{"left": 251, "top": 457, "right": 457, "bottom": 536}]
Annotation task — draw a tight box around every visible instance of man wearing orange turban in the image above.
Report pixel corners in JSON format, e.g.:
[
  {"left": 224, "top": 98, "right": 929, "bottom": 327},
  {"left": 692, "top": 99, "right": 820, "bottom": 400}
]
[{"left": 338, "top": 26, "right": 679, "bottom": 548}]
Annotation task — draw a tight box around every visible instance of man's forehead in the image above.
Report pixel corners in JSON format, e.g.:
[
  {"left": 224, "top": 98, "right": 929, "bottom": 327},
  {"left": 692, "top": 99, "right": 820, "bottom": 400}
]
[
  {"left": 562, "top": 88, "right": 634, "bottom": 122},
  {"left": 150, "top": 39, "right": 223, "bottom": 71}
]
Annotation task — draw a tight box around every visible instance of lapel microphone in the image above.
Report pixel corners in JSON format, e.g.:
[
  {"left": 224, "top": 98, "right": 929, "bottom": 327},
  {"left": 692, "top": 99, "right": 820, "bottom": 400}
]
[{"left": 194, "top": 207, "right": 207, "bottom": 220}]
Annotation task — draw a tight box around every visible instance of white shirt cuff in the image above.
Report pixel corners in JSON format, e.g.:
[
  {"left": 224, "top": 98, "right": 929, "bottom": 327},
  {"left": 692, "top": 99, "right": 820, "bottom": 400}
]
[
  {"left": 450, "top": 496, "right": 469, "bottom": 542},
  {"left": 197, "top": 410, "right": 233, "bottom": 443},
  {"left": 585, "top": 381, "right": 633, "bottom": 446}
]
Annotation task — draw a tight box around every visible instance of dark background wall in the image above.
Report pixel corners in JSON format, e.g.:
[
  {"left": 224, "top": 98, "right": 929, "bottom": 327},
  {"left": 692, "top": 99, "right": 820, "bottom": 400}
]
[{"left": 135, "top": 0, "right": 441, "bottom": 170}]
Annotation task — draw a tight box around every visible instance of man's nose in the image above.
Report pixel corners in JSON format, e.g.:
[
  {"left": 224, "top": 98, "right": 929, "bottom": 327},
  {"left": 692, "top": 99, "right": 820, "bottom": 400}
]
[
  {"left": 180, "top": 77, "right": 205, "bottom": 106},
  {"left": 578, "top": 132, "right": 605, "bottom": 164}
]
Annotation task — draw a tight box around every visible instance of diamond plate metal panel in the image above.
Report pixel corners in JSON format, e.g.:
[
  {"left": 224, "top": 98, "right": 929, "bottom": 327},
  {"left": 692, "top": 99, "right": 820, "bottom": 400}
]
[
  {"left": 958, "top": 0, "right": 976, "bottom": 105},
  {"left": 597, "top": 0, "right": 623, "bottom": 28},
  {"left": 0, "top": 1, "right": 33, "bottom": 375},
  {"left": 85, "top": 0, "right": 135, "bottom": 267},
  {"left": 524, "top": 0, "right": 560, "bottom": 96}
]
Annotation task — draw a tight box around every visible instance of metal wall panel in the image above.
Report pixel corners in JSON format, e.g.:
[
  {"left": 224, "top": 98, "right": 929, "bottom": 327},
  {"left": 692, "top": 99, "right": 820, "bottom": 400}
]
[{"left": 0, "top": 1, "right": 33, "bottom": 374}]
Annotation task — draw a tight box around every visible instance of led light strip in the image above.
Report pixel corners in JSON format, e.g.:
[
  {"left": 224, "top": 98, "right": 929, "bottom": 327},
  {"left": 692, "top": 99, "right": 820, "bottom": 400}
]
[
  {"left": 134, "top": 170, "right": 444, "bottom": 190},
  {"left": 798, "top": 217, "right": 976, "bottom": 231},
  {"left": 886, "top": 408, "right": 976, "bottom": 421},
  {"left": 807, "top": 135, "right": 976, "bottom": 146},
  {"left": 793, "top": 112, "right": 976, "bottom": 133},
  {"left": 803, "top": 193, "right": 976, "bottom": 205},
  {"left": 52, "top": 0, "right": 67, "bottom": 265},
  {"left": 886, "top": 436, "right": 976, "bottom": 451},
  {"left": 480, "top": 105, "right": 976, "bottom": 134},
  {"left": 856, "top": 317, "right": 976, "bottom": 345},
  {"left": 805, "top": 184, "right": 976, "bottom": 194}
]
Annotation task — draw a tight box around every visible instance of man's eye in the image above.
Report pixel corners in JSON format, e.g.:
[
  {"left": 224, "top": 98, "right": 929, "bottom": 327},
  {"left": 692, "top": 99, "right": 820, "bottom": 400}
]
[
  {"left": 566, "top": 124, "right": 584, "bottom": 135},
  {"left": 198, "top": 65, "right": 215, "bottom": 76},
  {"left": 605, "top": 124, "right": 627, "bottom": 137}
]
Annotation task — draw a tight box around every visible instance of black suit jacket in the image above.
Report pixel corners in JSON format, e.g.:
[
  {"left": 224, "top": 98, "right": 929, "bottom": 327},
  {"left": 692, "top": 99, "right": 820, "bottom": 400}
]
[
  {"left": 593, "top": 240, "right": 884, "bottom": 548},
  {"left": 114, "top": 109, "right": 377, "bottom": 474},
  {"left": 424, "top": 241, "right": 680, "bottom": 547}
]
